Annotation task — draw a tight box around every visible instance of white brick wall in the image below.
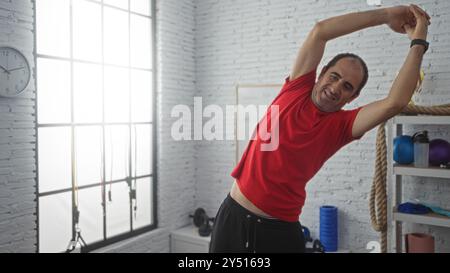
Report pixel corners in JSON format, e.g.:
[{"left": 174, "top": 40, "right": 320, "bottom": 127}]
[
  {"left": 0, "top": 0, "right": 36, "bottom": 253},
  {"left": 0, "top": 0, "right": 198, "bottom": 253},
  {"left": 195, "top": 0, "right": 450, "bottom": 252}
]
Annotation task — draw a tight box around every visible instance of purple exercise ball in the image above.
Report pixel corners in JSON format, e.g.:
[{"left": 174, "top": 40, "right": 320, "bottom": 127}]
[{"left": 429, "top": 139, "right": 450, "bottom": 166}]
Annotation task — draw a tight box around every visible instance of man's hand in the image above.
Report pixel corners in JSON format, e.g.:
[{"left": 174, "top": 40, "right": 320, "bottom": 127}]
[
  {"left": 404, "top": 5, "right": 430, "bottom": 41},
  {"left": 385, "top": 5, "right": 416, "bottom": 34},
  {"left": 288, "top": 5, "right": 429, "bottom": 82},
  {"left": 353, "top": 6, "right": 432, "bottom": 138}
]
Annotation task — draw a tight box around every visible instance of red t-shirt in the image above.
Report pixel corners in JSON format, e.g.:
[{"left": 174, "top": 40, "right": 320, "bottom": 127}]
[{"left": 231, "top": 70, "right": 363, "bottom": 222}]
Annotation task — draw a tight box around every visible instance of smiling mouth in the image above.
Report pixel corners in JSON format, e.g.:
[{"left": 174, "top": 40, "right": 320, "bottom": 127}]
[{"left": 323, "top": 88, "right": 337, "bottom": 101}]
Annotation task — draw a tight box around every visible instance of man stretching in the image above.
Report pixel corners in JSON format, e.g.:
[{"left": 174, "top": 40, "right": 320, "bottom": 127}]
[{"left": 209, "top": 4, "right": 430, "bottom": 253}]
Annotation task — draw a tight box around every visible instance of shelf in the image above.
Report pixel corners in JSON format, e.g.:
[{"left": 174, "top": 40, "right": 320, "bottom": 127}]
[
  {"left": 393, "top": 164, "right": 450, "bottom": 179},
  {"left": 389, "top": 115, "right": 450, "bottom": 252},
  {"left": 393, "top": 208, "right": 450, "bottom": 228},
  {"left": 393, "top": 115, "right": 450, "bottom": 125}
]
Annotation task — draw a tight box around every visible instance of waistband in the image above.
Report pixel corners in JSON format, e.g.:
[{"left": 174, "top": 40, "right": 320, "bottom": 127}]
[{"left": 224, "top": 193, "right": 300, "bottom": 227}]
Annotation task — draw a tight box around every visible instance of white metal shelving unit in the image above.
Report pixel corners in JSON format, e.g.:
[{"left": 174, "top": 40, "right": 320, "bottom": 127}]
[{"left": 387, "top": 115, "right": 450, "bottom": 253}]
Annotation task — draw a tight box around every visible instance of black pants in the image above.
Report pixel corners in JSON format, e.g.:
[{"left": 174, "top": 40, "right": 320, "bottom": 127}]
[{"left": 209, "top": 194, "right": 305, "bottom": 253}]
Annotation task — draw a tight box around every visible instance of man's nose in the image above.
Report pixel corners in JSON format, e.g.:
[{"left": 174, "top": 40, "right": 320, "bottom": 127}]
[
  {"left": 331, "top": 80, "right": 345, "bottom": 96},
  {"left": 329, "top": 82, "right": 342, "bottom": 96}
]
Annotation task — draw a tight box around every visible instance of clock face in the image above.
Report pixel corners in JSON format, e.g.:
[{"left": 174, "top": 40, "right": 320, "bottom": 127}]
[{"left": 0, "top": 47, "right": 31, "bottom": 98}]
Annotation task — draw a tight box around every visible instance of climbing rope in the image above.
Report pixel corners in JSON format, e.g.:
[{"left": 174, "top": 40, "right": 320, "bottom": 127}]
[{"left": 370, "top": 103, "right": 450, "bottom": 253}]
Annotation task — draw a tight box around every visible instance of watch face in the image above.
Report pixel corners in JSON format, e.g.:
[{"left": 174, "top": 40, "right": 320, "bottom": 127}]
[{"left": 0, "top": 47, "right": 31, "bottom": 97}]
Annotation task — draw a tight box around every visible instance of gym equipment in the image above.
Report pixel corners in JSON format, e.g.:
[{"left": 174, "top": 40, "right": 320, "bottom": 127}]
[
  {"left": 420, "top": 202, "right": 450, "bottom": 217},
  {"left": 319, "top": 206, "right": 338, "bottom": 252},
  {"left": 302, "top": 226, "right": 325, "bottom": 253},
  {"left": 302, "top": 226, "right": 311, "bottom": 242},
  {"left": 312, "top": 239, "right": 325, "bottom": 253},
  {"left": 189, "top": 208, "right": 215, "bottom": 237},
  {"left": 397, "top": 202, "right": 431, "bottom": 214},
  {"left": 371, "top": 64, "right": 450, "bottom": 253},
  {"left": 65, "top": 207, "right": 87, "bottom": 253},
  {"left": 405, "top": 233, "right": 435, "bottom": 253},
  {"left": 372, "top": 103, "right": 450, "bottom": 252},
  {"left": 393, "top": 135, "right": 414, "bottom": 164},
  {"left": 412, "top": 131, "right": 430, "bottom": 168},
  {"left": 429, "top": 138, "right": 450, "bottom": 166}
]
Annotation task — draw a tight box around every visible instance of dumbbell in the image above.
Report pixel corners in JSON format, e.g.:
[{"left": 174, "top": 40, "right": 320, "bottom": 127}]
[{"left": 189, "top": 208, "right": 215, "bottom": 237}]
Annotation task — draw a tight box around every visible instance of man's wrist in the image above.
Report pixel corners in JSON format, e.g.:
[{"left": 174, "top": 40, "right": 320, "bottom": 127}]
[
  {"left": 411, "top": 39, "right": 429, "bottom": 54},
  {"left": 410, "top": 44, "right": 427, "bottom": 57},
  {"left": 379, "top": 8, "right": 390, "bottom": 25},
  {"left": 412, "top": 36, "right": 427, "bottom": 40}
]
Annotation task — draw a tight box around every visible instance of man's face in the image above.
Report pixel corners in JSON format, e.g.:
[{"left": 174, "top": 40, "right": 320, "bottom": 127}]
[{"left": 312, "top": 58, "right": 364, "bottom": 112}]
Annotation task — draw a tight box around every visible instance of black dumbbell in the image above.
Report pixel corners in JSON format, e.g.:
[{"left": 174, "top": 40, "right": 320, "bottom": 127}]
[
  {"left": 189, "top": 208, "right": 214, "bottom": 237},
  {"left": 190, "top": 208, "right": 207, "bottom": 228}
]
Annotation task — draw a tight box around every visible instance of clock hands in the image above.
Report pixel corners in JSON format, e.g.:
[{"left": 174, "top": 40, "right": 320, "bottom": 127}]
[
  {"left": 0, "top": 64, "right": 10, "bottom": 74},
  {"left": 0, "top": 65, "right": 25, "bottom": 74},
  {"left": 7, "top": 66, "right": 25, "bottom": 73},
  {"left": 0, "top": 47, "right": 30, "bottom": 98},
  {"left": 0, "top": 65, "right": 24, "bottom": 74}
]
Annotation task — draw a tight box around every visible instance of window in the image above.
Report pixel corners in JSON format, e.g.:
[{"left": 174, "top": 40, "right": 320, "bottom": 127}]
[{"left": 35, "top": 0, "right": 156, "bottom": 253}]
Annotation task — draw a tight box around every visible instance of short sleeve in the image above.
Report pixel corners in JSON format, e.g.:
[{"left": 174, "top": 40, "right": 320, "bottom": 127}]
[
  {"left": 280, "top": 69, "right": 317, "bottom": 94},
  {"left": 339, "top": 106, "right": 364, "bottom": 146}
]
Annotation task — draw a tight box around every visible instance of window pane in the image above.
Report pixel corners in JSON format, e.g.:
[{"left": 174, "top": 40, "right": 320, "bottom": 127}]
[
  {"left": 133, "top": 177, "right": 152, "bottom": 229},
  {"left": 130, "top": 0, "right": 150, "bottom": 16},
  {"left": 39, "top": 192, "right": 72, "bottom": 253},
  {"left": 75, "top": 126, "right": 103, "bottom": 187},
  {"left": 131, "top": 69, "right": 152, "bottom": 122},
  {"left": 73, "top": 62, "right": 103, "bottom": 123},
  {"left": 105, "top": 125, "right": 130, "bottom": 181},
  {"left": 104, "top": 0, "right": 128, "bottom": 10},
  {"left": 78, "top": 186, "right": 103, "bottom": 245},
  {"left": 130, "top": 14, "right": 152, "bottom": 69},
  {"left": 36, "top": 0, "right": 70, "bottom": 57},
  {"left": 73, "top": 0, "right": 102, "bottom": 62},
  {"left": 104, "top": 66, "right": 129, "bottom": 123},
  {"left": 104, "top": 7, "right": 129, "bottom": 66},
  {"left": 106, "top": 182, "right": 130, "bottom": 237},
  {"left": 132, "top": 124, "right": 152, "bottom": 176},
  {"left": 37, "top": 58, "right": 71, "bottom": 124},
  {"left": 38, "top": 127, "right": 72, "bottom": 193},
  {"left": 36, "top": 0, "right": 155, "bottom": 250}
]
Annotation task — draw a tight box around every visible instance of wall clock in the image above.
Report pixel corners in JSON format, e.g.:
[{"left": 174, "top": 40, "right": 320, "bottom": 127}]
[{"left": 0, "top": 46, "right": 31, "bottom": 98}]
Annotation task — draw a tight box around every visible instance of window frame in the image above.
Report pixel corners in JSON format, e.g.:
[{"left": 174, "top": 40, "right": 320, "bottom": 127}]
[{"left": 33, "top": 0, "right": 158, "bottom": 253}]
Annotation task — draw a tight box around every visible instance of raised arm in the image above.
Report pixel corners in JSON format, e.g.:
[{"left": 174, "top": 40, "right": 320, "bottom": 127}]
[
  {"left": 352, "top": 5, "right": 430, "bottom": 138},
  {"left": 290, "top": 6, "right": 414, "bottom": 81}
]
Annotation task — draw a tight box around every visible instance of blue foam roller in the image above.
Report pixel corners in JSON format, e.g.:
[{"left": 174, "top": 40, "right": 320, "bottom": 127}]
[{"left": 320, "top": 206, "right": 338, "bottom": 252}]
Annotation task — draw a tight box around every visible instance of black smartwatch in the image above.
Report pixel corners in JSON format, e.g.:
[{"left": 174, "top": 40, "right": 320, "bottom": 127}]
[{"left": 410, "top": 39, "right": 429, "bottom": 54}]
